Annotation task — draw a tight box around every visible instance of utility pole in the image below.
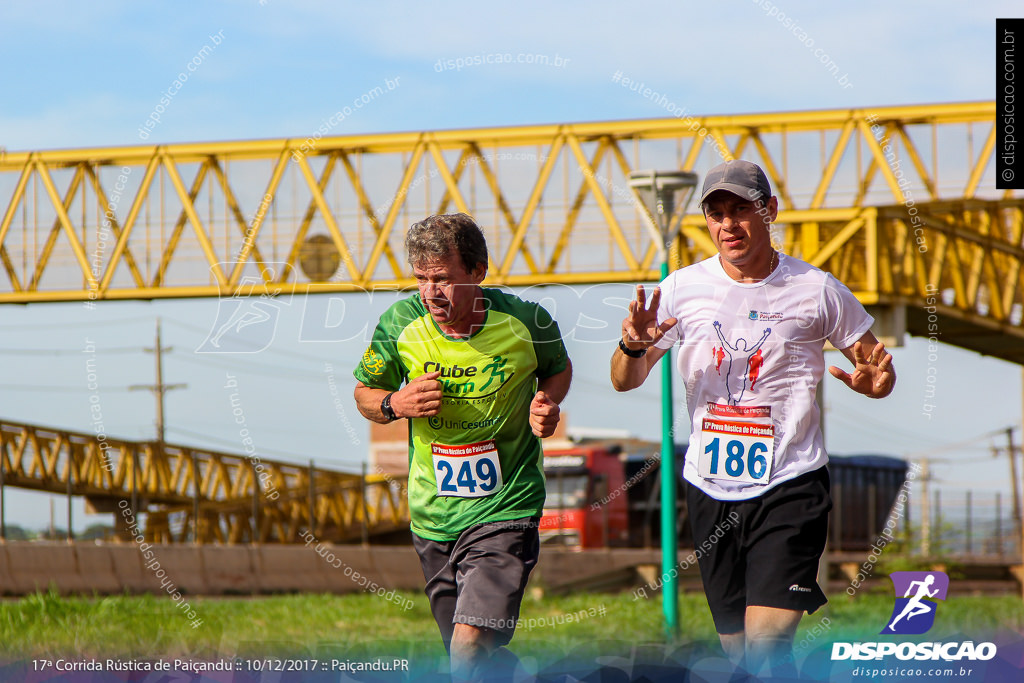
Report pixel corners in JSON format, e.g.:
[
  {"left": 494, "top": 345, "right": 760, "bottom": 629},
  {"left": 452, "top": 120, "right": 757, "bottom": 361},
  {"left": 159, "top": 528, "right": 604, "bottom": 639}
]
[
  {"left": 1020, "top": 372, "right": 1024, "bottom": 597},
  {"left": 129, "top": 318, "right": 186, "bottom": 445},
  {"left": 920, "top": 459, "right": 931, "bottom": 557},
  {"left": 1006, "top": 427, "right": 1023, "bottom": 544}
]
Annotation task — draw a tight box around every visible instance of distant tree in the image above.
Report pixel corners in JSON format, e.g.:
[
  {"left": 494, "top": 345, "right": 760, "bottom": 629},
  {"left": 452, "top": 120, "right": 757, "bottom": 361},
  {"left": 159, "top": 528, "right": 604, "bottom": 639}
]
[
  {"left": 37, "top": 527, "right": 70, "bottom": 541},
  {"left": 0, "top": 525, "right": 31, "bottom": 541},
  {"left": 78, "top": 524, "right": 114, "bottom": 541}
]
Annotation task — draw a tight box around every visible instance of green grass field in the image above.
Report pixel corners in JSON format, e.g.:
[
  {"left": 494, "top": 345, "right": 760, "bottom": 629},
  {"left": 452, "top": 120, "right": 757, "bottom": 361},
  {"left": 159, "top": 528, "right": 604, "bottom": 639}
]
[{"left": 1, "top": 589, "right": 1021, "bottom": 662}]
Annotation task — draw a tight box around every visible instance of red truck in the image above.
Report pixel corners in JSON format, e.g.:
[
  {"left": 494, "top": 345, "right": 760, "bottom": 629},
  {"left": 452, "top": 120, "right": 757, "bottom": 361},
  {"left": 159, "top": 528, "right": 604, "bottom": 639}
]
[{"left": 540, "top": 444, "right": 667, "bottom": 549}]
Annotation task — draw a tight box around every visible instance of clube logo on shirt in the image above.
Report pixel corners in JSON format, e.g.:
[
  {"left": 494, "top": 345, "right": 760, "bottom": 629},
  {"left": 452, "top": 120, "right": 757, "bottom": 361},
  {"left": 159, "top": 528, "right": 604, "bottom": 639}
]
[
  {"left": 360, "top": 348, "right": 386, "bottom": 376},
  {"left": 422, "top": 356, "right": 511, "bottom": 397}
]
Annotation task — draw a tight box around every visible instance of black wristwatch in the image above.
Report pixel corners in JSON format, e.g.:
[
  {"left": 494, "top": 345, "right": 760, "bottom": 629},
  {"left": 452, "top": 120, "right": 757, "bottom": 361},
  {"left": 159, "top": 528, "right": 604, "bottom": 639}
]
[
  {"left": 618, "top": 338, "right": 648, "bottom": 358},
  {"left": 380, "top": 392, "right": 398, "bottom": 422}
]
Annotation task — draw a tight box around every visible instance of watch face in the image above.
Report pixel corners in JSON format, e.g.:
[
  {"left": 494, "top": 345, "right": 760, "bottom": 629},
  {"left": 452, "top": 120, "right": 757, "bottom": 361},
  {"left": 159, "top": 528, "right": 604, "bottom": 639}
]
[{"left": 381, "top": 393, "right": 396, "bottom": 420}]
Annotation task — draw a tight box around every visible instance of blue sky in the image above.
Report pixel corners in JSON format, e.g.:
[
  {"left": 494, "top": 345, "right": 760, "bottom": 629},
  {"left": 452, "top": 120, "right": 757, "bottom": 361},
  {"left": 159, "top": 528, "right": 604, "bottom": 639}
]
[{"left": 0, "top": 1, "right": 1020, "bottom": 531}]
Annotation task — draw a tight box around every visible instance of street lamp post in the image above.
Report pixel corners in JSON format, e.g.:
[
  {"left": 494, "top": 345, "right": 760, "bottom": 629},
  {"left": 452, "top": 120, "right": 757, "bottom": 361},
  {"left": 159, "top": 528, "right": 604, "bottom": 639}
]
[{"left": 627, "top": 170, "right": 699, "bottom": 640}]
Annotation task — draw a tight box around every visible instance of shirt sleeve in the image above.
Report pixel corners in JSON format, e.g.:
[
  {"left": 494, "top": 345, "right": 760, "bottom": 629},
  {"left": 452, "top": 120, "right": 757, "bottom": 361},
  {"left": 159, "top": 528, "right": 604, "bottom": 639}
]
[
  {"left": 352, "top": 306, "right": 409, "bottom": 390},
  {"left": 529, "top": 303, "right": 569, "bottom": 379},
  {"left": 822, "top": 273, "right": 875, "bottom": 349}
]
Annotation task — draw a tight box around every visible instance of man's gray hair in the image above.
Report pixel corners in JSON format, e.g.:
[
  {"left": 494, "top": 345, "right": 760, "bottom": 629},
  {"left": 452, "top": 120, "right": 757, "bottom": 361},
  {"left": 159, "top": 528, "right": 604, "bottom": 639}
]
[{"left": 406, "top": 213, "right": 488, "bottom": 273}]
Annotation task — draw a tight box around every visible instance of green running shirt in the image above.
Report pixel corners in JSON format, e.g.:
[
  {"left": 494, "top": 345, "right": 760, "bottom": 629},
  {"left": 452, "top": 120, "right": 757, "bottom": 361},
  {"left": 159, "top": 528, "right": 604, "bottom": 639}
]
[{"left": 353, "top": 289, "right": 569, "bottom": 541}]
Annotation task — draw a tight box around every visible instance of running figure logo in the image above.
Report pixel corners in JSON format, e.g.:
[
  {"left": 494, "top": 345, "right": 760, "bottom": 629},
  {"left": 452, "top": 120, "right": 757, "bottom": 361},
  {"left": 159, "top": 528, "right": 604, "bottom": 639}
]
[
  {"left": 882, "top": 571, "right": 949, "bottom": 635},
  {"left": 712, "top": 321, "right": 771, "bottom": 404},
  {"left": 478, "top": 355, "right": 508, "bottom": 392}
]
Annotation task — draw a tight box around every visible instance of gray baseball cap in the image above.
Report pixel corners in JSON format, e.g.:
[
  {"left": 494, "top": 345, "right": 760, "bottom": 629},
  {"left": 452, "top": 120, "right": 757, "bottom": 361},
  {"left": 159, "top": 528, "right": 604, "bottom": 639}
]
[{"left": 699, "top": 160, "right": 772, "bottom": 205}]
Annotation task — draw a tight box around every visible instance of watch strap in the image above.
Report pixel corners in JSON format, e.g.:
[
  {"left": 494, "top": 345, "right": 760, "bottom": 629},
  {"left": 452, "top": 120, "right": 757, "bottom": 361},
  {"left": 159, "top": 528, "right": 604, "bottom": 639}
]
[{"left": 618, "top": 339, "right": 648, "bottom": 358}]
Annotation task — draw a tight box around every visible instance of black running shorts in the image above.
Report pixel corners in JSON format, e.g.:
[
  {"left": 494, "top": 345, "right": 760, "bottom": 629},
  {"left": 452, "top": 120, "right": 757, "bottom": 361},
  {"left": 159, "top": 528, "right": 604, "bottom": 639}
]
[{"left": 686, "top": 466, "right": 831, "bottom": 634}]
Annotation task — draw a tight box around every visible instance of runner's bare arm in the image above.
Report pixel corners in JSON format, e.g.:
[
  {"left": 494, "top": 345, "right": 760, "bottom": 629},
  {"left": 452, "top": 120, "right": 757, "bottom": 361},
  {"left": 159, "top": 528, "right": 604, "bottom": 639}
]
[
  {"left": 531, "top": 359, "right": 572, "bottom": 437},
  {"left": 353, "top": 371, "right": 443, "bottom": 423},
  {"left": 610, "top": 284, "right": 675, "bottom": 392},
  {"left": 829, "top": 331, "right": 896, "bottom": 398}
]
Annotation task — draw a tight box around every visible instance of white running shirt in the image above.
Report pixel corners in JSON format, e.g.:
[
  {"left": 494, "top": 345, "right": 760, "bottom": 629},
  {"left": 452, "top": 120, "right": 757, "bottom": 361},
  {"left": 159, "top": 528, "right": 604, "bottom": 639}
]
[{"left": 654, "top": 254, "right": 873, "bottom": 501}]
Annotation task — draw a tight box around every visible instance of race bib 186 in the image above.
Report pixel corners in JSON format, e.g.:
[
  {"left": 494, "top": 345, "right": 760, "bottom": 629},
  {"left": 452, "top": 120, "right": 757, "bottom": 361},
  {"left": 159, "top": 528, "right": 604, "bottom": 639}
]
[
  {"left": 431, "top": 440, "right": 503, "bottom": 498},
  {"left": 697, "top": 417, "right": 774, "bottom": 485}
]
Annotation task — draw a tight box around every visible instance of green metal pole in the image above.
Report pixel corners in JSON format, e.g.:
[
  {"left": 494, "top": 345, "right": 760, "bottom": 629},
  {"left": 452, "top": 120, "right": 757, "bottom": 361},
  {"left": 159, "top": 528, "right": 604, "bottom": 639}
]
[{"left": 659, "top": 258, "right": 678, "bottom": 639}]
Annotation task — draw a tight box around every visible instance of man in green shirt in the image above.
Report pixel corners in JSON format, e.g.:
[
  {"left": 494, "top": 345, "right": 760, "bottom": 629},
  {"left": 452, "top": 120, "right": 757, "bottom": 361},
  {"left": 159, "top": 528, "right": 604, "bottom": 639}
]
[{"left": 353, "top": 213, "right": 572, "bottom": 679}]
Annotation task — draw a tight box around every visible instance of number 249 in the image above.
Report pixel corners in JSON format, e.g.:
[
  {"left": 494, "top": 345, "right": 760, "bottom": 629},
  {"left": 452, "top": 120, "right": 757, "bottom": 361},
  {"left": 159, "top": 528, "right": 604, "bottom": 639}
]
[{"left": 437, "top": 459, "right": 498, "bottom": 493}]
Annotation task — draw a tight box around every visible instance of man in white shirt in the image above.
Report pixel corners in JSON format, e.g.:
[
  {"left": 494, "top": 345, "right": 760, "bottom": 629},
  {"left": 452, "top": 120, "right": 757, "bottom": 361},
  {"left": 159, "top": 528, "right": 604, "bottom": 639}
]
[{"left": 610, "top": 160, "right": 895, "bottom": 677}]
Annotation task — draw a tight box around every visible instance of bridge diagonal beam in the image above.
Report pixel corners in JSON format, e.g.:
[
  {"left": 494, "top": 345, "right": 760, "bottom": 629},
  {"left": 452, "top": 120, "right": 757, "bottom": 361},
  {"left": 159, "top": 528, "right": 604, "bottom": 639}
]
[
  {"left": 0, "top": 161, "right": 33, "bottom": 293},
  {"left": 564, "top": 133, "right": 641, "bottom": 274},
  {"left": 102, "top": 154, "right": 160, "bottom": 293},
  {"left": 83, "top": 165, "right": 146, "bottom": 290},
  {"left": 151, "top": 157, "right": 217, "bottom": 288},
  {"left": 435, "top": 147, "right": 474, "bottom": 216},
  {"left": 502, "top": 133, "right": 565, "bottom": 278},
  {"left": 807, "top": 212, "right": 868, "bottom": 271},
  {"left": 466, "top": 141, "right": 541, "bottom": 276},
  {"left": 162, "top": 155, "right": 230, "bottom": 289},
  {"left": 426, "top": 139, "right": 505, "bottom": 277},
  {"left": 363, "top": 140, "right": 426, "bottom": 285},
  {"left": 294, "top": 154, "right": 360, "bottom": 283},
  {"left": 28, "top": 163, "right": 86, "bottom": 291},
  {"left": 749, "top": 133, "right": 793, "bottom": 210},
  {"left": 856, "top": 120, "right": 906, "bottom": 204},
  {"left": 965, "top": 124, "right": 997, "bottom": 199},
  {"left": 545, "top": 135, "right": 609, "bottom": 273},
  {"left": 283, "top": 152, "right": 340, "bottom": 283},
  {"left": 336, "top": 150, "right": 402, "bottom": 278},
  {"left": 228, "top": 150, "right": 291, "bottom": 287},
  {"left": 206, "top": 158, "right": 270, "bottom": 286},
  {"left": 999, "top": 207, "right": 1024, "bottom": 313},
  {"left": 810, "top": 119, "right": 857, "bottom": 209},
  {"left": 895, "top": 124, "right": 938, "bottom": 199},
  {"left": 31, "top": 162, "right": 98, "bottom": 292}
]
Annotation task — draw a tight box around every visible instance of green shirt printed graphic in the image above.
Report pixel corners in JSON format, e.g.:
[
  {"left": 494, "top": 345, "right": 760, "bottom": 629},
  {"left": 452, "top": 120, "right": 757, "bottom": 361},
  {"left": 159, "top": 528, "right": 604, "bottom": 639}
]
[{"left": 353, "top": 289, "right": 569, "bottom": 541}]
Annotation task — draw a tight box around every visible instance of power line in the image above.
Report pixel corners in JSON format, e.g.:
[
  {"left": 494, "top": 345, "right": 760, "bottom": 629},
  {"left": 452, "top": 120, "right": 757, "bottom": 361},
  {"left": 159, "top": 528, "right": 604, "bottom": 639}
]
[
  {"left": 904, "top": 424, "right": 1022, "bottom": 458},
  {"left": 171, "top": 350, "right": 333, "bottom": 382},
  {"left": 0, "top": 347, "right": 141, "bottom": 355},
  {"left": 826, "top": 410, "right": 933, "bottom": 451},
  {"left": 161, "top": 316, "right": 342, "bottom": 365},
  {"left": 0, "top": 316, "right": 152, "bottom": 331},
  {"left": 0, "top": 384, "right": 135, "bottom": 394},
  {"left": 164, "top": 425, "right": 362, "bottom": 470}
]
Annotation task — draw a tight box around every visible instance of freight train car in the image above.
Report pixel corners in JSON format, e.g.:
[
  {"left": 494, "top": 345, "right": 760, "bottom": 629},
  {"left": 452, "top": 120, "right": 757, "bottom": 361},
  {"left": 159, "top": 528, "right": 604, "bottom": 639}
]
[{"left": 541, "top": 444, "right": 909, "bottom": 550}]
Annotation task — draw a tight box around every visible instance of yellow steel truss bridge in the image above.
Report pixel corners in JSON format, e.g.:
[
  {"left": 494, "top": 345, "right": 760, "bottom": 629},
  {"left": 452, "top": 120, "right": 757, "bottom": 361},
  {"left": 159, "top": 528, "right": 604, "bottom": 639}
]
[
  {"left": 0, "top": 419, "right": 406, "bottom": 544},
  {"left": 1, "top": 101, "right": 1021, "bottom": 542}
]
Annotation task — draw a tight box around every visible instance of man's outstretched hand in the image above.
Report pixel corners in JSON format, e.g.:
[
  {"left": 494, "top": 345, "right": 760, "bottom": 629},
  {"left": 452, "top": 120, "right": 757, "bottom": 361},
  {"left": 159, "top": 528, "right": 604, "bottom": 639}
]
[
  {"left": 829, "top": 341, "right": 895, "bottom": 398},
  {"left": 621, "top": 285, "right": 678, "bottom": 351}
]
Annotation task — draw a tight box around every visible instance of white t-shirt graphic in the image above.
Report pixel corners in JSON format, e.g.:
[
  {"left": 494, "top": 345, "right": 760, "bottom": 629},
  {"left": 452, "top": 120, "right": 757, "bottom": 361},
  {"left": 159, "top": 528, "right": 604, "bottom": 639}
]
[{"left": 654, "top": 253, "right": 873, "bottom": 500}]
